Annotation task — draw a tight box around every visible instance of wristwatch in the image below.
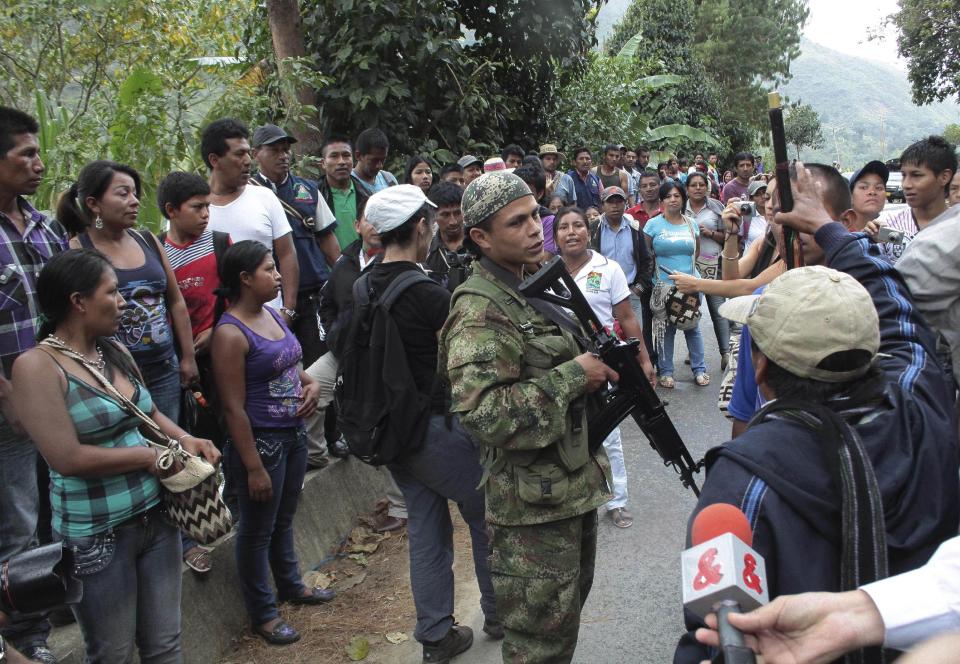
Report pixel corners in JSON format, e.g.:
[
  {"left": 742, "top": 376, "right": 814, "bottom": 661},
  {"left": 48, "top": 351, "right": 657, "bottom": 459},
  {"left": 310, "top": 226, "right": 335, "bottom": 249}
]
[{"left": 279, "top": 307, "right": 299, "bottom": 321}]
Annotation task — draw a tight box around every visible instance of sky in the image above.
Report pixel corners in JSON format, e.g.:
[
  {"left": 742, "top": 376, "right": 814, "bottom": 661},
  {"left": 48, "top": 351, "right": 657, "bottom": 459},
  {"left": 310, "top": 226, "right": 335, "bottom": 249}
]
[{"left": 802, "top": 0, "right": 904, "bottom": 69}]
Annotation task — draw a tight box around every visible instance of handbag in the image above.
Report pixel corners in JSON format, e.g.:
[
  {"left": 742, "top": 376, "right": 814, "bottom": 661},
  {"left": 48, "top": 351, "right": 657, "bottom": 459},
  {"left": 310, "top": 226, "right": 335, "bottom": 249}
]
[{"left": 40, "top": 339, "right": 233, "bottom": 545}]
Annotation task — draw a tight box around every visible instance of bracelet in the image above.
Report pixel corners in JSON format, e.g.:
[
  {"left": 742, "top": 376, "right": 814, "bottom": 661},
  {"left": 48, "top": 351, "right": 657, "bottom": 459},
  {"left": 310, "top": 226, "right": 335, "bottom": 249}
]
[
  {"left": 177, "top": 433, "right": 190, "bottom": 442},
  {"left": 722, "top": 253, "right": 739, "bottom": 260}
]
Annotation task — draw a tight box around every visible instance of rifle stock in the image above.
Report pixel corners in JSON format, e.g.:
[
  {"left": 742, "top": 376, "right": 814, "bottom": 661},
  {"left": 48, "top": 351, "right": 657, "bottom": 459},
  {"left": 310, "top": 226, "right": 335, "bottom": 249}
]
[{"left": 519, "top": 257, "right": 702, "bottom": 496}]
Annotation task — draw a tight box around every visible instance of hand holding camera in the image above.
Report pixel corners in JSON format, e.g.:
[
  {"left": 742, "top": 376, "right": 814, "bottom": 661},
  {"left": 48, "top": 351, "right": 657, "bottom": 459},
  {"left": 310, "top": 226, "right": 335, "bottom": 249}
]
[
  {"left": 876, "top": 226, "right": 905, "bottom": 245},
  {"left": 721, "top": 199, "right": 745, "bottom": 234}
]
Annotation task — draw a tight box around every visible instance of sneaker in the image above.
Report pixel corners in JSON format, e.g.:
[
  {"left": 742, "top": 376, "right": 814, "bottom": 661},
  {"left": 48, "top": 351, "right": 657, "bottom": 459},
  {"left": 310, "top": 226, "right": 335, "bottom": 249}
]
[
  {"left": 482, "top": 618, "right": 505, "bottom": 640},
  {"left": 422, "top": 624, "right": 473, "bottom": 664},
  {"left": 609, "top": 507, "right": 634, "bottom": 528},
  {"left": 22, "top": 645, "right": 58, "bottom": 664}
]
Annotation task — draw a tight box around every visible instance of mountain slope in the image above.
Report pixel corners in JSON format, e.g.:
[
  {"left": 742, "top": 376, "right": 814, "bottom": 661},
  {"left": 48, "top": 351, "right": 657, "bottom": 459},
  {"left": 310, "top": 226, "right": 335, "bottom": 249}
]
[
  {"left": 782, "top": 38, "right": 959, "bottom": 165},
  {"left": 594, "top": 1, "right": 959, "bottom": 164}
]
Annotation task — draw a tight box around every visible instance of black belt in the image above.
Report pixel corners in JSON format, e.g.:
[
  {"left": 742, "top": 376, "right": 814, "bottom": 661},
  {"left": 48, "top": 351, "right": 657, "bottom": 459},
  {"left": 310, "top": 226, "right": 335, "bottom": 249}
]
[{"left": 115, "top": 503, "right": 166, "bottom": 530}]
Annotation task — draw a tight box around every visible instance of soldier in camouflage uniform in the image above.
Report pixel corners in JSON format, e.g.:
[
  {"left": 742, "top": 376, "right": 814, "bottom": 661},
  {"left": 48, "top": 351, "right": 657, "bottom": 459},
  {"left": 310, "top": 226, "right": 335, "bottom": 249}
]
[{"left": 438, "top": 171, "right": 618, "bottom": 663}]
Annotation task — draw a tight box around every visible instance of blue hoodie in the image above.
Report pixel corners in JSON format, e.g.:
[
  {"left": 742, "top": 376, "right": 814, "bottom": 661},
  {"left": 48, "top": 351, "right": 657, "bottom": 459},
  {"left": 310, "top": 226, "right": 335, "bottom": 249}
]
[{"left": 674, "top": 222, "right": 959, "bottom": 663}]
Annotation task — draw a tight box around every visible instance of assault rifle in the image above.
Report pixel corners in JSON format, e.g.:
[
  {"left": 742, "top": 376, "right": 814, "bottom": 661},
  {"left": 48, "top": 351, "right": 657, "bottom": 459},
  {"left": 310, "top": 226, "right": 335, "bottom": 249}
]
[{"left": 519, "top": 256, "right": 703, "bottom": 496}]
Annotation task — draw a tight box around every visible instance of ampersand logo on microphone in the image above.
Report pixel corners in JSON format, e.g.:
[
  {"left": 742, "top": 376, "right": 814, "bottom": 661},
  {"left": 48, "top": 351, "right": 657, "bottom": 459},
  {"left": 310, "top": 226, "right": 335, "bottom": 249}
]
[
  {"left": 742, "top": 553, "right": 763, "bottom": 594},
  {"left": 692, "top": 547, "right": 724, "bottom": 590}
]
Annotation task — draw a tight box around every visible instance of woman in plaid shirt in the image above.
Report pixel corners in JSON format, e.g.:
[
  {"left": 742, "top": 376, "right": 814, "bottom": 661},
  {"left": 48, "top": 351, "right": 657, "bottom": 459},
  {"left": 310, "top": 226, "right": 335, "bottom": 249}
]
[{"left": 12, "top": 249, "right": 218, "bottom": 664}]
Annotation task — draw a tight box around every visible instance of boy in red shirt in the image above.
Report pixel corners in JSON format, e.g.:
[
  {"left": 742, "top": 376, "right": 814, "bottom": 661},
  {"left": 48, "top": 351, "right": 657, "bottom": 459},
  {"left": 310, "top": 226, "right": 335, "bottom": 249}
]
[
  {"left": 158, "top": 172, "right": 230, "bottom": 353},
  {"left": 157, "top": 171, "right": 232, "bottom": 574}
]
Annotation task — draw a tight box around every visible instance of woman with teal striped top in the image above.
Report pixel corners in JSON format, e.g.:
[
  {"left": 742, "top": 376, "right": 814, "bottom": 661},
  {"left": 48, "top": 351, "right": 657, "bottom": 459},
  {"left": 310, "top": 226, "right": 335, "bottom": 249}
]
[{"left": 12, "top": 249, "right": 219, "bottom": 664}]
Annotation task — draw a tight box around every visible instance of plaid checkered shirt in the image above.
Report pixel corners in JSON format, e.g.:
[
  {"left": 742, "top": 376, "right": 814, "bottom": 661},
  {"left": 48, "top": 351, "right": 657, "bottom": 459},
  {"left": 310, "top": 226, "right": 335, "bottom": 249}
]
[{"left": 0, "top": 198, "right": 68, "bottom": 377}]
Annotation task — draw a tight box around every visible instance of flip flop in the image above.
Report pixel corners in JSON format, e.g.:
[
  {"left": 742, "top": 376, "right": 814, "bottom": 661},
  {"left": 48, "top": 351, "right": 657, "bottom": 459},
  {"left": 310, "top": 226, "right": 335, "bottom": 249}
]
[{"left": 183, "top": 546, "right": 212, "bottom": 574}]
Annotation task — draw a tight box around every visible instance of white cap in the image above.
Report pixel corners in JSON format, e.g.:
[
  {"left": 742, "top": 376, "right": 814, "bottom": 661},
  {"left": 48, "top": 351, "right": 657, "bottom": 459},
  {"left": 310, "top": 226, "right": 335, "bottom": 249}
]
[
  {"left": 364, "top": 184, "right": 437, "bottom": 234},
  {"left": 719, "top": 266, "right": 879, "bottom": 382}
]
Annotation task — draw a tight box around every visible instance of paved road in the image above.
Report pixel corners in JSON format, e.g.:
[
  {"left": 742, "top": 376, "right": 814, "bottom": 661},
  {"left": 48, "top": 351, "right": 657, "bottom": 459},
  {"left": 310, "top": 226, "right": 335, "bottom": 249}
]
[
  {"left": 391, "top": 205, "right": 915, "bottom": 663},
  {"left": 384, "top": 331, "right": 731, "bottom": 664}
]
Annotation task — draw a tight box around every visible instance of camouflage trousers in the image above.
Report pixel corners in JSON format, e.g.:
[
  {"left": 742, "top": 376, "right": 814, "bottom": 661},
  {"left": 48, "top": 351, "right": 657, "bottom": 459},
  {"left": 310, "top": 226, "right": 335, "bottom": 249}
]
[{"left": 488, "top": 510, "right": 598, "bottom": 664}]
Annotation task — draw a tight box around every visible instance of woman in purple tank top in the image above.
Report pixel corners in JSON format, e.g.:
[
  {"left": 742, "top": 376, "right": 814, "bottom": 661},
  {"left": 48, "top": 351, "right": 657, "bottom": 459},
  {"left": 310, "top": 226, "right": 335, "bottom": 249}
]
[{"left": 211, "top": 241, "right": 329, "bottom": 645}]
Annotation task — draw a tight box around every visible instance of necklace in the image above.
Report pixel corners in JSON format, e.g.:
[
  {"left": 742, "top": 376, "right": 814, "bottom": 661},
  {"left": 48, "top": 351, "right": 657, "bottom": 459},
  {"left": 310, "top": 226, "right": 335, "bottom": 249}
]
[
  {"left": 564, "top": 252, "right": 592, "bottom": 276},
  {"left": 44, "top": 335, "right": 106, "bottom": 372}
]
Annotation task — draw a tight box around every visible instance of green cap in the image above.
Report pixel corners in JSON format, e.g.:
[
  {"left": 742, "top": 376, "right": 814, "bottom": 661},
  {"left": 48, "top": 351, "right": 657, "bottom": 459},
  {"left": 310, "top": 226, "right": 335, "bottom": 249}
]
[{"left": 462, "top": 171, "right": 533, "bottom": 228}]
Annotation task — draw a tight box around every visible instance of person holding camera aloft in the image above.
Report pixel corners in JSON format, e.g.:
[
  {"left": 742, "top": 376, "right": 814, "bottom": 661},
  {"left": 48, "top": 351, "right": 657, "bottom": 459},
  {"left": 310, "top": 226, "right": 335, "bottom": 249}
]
[{"left": 13, "top": 248, "right": 220, "bottom": 664}]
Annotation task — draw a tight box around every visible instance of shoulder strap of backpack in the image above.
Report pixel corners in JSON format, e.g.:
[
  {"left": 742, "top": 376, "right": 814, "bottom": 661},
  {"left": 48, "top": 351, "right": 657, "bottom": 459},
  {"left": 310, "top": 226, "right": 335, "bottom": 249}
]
[
  {"left": 211, "top": 231, "right": 230, "bottom": 268},
  {"left": 379, "top": 270, "right": 433, "bottom": 311},
  {"left": 351, "top": 272, "right": 373, "bottom": 308}
]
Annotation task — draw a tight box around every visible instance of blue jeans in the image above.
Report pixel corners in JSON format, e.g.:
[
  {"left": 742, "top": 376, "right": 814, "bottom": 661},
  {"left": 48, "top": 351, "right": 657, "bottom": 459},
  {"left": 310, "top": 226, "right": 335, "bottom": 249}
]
[
  {"left": 224, "top": 428, "right": 308, "bottom": 625},
  {"left": 659, "top": 324, "right": 707, "bottom": 377},
  {"left": 0, "top": 419, "right": 51, "bottom": 649},
  {"left": 387, "top": 414, "right": 496, "bottom": 643},
  {"left": 704, "top": 293, "right": 731, "bottom": 355},
  {"left": 139, "top": 355, "right": 181, "bottom": 424},
  {"left": 62, "top": 507, "right": 182, "bottom": 664}
]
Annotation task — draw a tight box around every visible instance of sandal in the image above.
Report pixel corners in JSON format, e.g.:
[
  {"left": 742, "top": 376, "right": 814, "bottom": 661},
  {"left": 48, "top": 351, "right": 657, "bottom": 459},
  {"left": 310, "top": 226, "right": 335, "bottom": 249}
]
[
  {"left": 254, "top": 620, "right": 301, "bottom": 646},
  {"left": 695, "top": 373, "right": 711, "bottom": 386},
  {"left": 658, "top": 375, "right": 675, "bottom": 389},
  {"left": 183, "top": 546, "right": 212, "bottom": 574}
]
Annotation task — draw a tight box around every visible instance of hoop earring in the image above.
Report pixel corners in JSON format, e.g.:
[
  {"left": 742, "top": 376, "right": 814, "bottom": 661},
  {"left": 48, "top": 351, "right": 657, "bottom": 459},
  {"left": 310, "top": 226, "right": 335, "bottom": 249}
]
[{"left": 94, "top": 216, "right": 103, "bottom": 230}]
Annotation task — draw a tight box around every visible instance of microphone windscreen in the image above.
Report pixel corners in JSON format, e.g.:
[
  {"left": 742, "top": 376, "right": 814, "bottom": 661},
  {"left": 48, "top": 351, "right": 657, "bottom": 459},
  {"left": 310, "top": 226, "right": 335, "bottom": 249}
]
[{"left": 691, "top": 503, "right": 753, "bottom": 547}]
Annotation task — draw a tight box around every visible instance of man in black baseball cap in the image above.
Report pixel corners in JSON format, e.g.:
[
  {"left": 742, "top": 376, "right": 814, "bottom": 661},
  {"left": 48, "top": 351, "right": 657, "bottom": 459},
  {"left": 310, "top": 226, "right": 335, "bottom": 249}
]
[
  {"left": 847, "top": 160, "right": 888, "bottom": 231},
  {"left": 457, "top": 155, "right": 483, "bottom": 186},
  {"left": 250, "top": 123, "right": 344, "bottom": 467}
]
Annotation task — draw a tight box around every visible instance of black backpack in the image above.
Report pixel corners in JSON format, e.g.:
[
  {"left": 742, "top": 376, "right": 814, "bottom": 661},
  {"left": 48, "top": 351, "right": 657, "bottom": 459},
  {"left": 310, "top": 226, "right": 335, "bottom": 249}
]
[{"left": 335, "top": 269, "right": 435, "bottom": 465}]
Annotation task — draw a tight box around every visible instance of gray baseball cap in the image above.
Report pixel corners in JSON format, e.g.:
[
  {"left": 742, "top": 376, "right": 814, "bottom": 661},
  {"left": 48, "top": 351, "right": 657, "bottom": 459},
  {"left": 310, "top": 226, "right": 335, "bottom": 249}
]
[
  {"left": 457, "top": 155, "right": 483, "bottom": 170},
  {"left": 719, "top": 266, "right": 879, "bottom": 382},
  {"left": 252, "top": 124, "right": 297, "bottom": 148},
  {"left": 747, "top": 180, "right": 768, "bottom": 197}
]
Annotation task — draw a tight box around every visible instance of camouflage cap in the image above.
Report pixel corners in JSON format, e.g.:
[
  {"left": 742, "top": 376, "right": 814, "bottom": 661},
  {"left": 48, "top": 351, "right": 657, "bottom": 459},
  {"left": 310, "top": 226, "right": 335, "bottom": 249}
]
[{"left": 462, "top": 171, "right": 533, "bottom": 228}]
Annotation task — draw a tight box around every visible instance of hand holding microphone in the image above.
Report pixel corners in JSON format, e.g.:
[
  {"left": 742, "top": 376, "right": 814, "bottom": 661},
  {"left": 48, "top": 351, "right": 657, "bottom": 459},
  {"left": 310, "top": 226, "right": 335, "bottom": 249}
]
[{"left": 682, "top": 504, "right": 768, "bottom": 664}]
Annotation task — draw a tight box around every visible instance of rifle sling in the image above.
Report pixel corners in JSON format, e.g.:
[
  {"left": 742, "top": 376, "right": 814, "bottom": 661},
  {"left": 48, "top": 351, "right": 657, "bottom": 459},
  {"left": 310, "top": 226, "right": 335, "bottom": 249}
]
[{"left": 478, "top": 257, "right": 587, "bottom": 345}]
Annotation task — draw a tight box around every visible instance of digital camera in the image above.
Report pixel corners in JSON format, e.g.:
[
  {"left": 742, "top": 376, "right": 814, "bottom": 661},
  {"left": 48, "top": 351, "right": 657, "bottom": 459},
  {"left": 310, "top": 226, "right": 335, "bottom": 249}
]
[
  {"left": 738, "top": 202, "right": 756, "bottom": 216},
  {"left": 876, "top": 226, "right": 904, "bottom": 245}
]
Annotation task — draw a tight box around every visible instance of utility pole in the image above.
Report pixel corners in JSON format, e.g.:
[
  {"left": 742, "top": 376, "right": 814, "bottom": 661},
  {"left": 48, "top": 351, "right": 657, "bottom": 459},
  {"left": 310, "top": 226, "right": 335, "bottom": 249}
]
[
  {"left": 878, "top": 108, "right": 886, "bottom": 159},
  {"left": 831, "top": 126, "right": 842, "bottom": 167}
]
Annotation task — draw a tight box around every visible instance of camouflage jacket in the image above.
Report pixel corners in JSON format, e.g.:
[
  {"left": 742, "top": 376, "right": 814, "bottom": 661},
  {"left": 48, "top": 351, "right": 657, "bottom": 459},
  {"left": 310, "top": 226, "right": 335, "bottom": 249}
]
[{"left": 439, "top": 260, "right": 611, "bottom": 526}]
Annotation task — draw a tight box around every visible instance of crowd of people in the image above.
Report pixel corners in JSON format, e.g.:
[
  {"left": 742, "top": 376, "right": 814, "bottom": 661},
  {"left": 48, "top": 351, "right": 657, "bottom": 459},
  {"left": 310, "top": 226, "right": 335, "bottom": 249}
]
[{"left": 0, "top": 97, "right": 959, "bottom": 664}]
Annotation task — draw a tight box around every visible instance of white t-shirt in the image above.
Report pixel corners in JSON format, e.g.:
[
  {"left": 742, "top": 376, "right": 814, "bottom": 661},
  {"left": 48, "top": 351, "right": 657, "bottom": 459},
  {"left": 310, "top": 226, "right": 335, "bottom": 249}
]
[
  {"left": 570, "top": 251, "right": 631, "bottom": 331},
  {"left": 209, "top": 185, "right": 292, "bottom": 307},
  {"left": 744, "top": 214, "right": 768, "bottom": 249}
]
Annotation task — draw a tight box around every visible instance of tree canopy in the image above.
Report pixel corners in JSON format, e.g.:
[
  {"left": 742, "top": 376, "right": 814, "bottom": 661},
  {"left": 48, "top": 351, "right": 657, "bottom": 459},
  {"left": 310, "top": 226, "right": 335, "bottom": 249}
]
[
  {"left": 292, "top": 0, "right": 606, "bottom": 163},
  {"left": 607, "top": 0, "right": 807, "bottom": 153},
  {"left": 784, "top": 103, "right": 824, "bottom": 159},
  {"left": 891, "top": 0, "right": 960, "bottom": 105}
]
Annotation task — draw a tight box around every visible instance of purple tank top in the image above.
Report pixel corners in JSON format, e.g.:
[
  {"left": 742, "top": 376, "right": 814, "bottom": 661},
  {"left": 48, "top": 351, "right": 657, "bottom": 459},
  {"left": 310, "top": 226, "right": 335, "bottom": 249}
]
[{"left": 217, "top": 306, "right": 303, "bottom": 428}]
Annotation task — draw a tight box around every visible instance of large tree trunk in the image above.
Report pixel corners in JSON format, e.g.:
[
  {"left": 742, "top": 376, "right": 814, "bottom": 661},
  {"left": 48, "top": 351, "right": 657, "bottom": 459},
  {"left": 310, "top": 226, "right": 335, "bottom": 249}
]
[{"left": 266, "top": 0, "right": 323, "bottom": 156}]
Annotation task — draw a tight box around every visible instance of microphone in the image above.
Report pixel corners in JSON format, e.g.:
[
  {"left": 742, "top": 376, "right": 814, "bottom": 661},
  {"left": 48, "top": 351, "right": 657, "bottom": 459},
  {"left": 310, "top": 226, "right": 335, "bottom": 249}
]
[{"left": 681, "top": 504, "right": 768, "bottom": 664}]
